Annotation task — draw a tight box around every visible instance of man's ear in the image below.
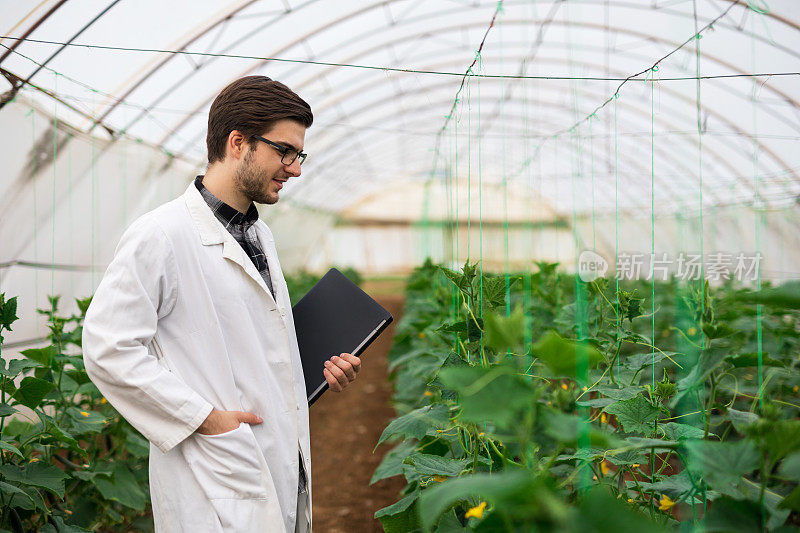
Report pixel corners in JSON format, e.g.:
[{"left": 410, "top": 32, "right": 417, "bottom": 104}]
[{"left": 227, "top": 130, "right": 248, "bottom": 161}]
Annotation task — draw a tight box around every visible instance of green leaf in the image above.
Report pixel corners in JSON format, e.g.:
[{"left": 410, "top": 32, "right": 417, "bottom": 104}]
[
  {"left": 0, "top": 403, "right": 17, "bottom": 417},
  {"left": 418, "top": 470, "right": 540, "bottom": 530},
  {"left": 0, "top": 481, "right": 36, "bottom": 510},
  {"left": 483, "top": 308, "right": 525, "bottom": 353},
  {"left": 703, "top": 496, "right": 765, "bottom": 532},
  {"left": 726, "top": 352, "right": 784, "bottom": 368},
  {"left": 438, "top": 266, "right": 469, "bottom": 293},
  {"left": 673, "top": 349, "right": 728, "bottom": 404},
  {"left": 404, "top": 453, "right": 470, "bottom": 478},
  {"left": 375, "top": 490, "right": 421, "bottom": 533},
  {"left": 755, "top": 420, "right": 800, "bottom": 462},
  {"left": 438, "top": 364, "right": 533, "bottom": 427},
  {"left": 778, "top": 451, "right": 800, "bottom": 481},
  {"left": 541, "top": 409, "right": 620, "bottom": 448},
  {"left": 371, "top": 440, "right": 417, "bottom": 485},
  {"left": 779, "top": 485, "right": 800, "bottom": 512},
  {"left": 633, "top": 470, "right": 695, "bottom": 499},
  {"left": 578, "top": 486, "right": 671, "bottom": 533},
  {"left": 0, "top": 441, "right": 23, "bottom": 458},
  {"left": 376, "top": 404, "right": 450, "bottom": 448},
  {"left": 0, "top": 295, "right": 19, "bottom": 330},
  {"left": 532, "top": 330, "right": 603, "bottom": 381},
  {"left": 603, "top": 395, "right": 661, "bottom": 435},
  {"left": 0, "top": 359, "right": 41, "bottom": 378},
  {"left": 0, "top": 461, "right": 70, "bottom": 498},
  {"left": 41, "top": 515, "right": 92, "bottom": 532},
  {"left": 13, "top": 376, "right": 56, "bottom": 409},
  {"left": 659, "top": 422, "right": 709, "bottom": 441},
  {"left": 736, "top": 281, "right": 800, "bottom": 309},
  {"left": 684, "top": 440, "right": 759, "bottom": 497},
  {"left": 623, "top": 351, "right": 679, "bottom": 371},
  {"left": 92, "top": 463, "right": 147, "bottom": 511},
  {"left": 20, "top": 345, "right": 59, "bottom": 366},
  {"left": 725, "top": 408, "right": 758, "bottom": 433},
  {"left": 64, "top": 407, "right": 106, "bottom": 434},
  {"left": 577, "top": 385, "right": 643, "bottom": 408}
]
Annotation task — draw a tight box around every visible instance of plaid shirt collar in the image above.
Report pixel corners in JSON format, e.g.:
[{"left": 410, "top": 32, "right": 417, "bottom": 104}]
[{"left": 194, "top": 175, "right": 259, "bottom": 230}]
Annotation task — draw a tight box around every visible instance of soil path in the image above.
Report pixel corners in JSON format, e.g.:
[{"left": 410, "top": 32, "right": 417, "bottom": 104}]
[{"left": 309, "top": 293, "right": 406, "bottom": 532}]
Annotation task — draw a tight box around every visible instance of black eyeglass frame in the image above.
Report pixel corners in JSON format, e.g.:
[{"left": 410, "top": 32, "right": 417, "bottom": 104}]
[{"left": 251, "top": 134, "right": 307, "bottom": 166}]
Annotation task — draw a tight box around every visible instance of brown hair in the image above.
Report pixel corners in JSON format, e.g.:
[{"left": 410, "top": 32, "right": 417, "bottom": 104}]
[{"left": 206, "top": 76, "right": 313, "bottom": 164}]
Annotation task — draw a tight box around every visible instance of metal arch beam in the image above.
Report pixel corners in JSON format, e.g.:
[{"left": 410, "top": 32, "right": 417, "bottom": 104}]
[
  {"left": 93, "top": 0, "right": 263, "bottom": 127},
  {"left": 0, "top": 0, "right": 70, "bottom": 65},
  {"left": 123, "top": 0, "right": 442, "bottom": 139},
  {"left": 22, "top": 0, "right": 122, "bottom": 86}
]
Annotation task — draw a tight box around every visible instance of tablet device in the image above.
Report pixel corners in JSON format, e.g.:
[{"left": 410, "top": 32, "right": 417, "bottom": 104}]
[{"left": 292, "top": 268, "right": 394, "bottom": 405}]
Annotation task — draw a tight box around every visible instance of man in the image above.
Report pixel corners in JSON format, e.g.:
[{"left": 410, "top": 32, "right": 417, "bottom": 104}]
[{"left": 82, "top": 76, "right": 360, "bottom": 533}]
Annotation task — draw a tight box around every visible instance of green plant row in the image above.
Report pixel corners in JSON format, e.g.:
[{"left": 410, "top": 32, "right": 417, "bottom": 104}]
[
  {"left": 0, "top": 294, "right": 152, "bottom": 532},
  {"left": 0, "top": 267, "right": 358, "bottom": 532},
  {"left": 372, "top": 259, "right": 800, "bottom": 532}
]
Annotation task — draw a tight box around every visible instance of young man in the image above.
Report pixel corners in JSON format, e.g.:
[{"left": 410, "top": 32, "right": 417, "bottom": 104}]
[{"left": 82, "top": 76, "right": 360, "bottom": 532}]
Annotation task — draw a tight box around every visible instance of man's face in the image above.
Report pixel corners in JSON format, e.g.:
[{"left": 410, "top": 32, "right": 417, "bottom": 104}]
[{"left": 233, "top": 118, "right": 306, "bottom": 205}]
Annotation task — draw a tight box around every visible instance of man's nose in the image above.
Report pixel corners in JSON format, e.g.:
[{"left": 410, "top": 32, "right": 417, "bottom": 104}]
[{"left": 285, "top": 158, "right": 302, "bottom": 177}]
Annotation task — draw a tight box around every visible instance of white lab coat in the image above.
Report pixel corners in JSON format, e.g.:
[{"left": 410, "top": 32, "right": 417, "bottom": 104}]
[{"left": 82, "top": 181, "right": 312, "bottom": 532}]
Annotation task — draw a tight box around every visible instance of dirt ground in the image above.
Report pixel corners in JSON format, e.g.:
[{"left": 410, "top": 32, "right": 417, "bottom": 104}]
[{"left": 309, "top": 293, "right": 407, "bottom": 533}]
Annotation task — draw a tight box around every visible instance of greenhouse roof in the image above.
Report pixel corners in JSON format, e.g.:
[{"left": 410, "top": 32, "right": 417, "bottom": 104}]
[{"left": 0, "top": 0, "right": 799, "bottom": 216}]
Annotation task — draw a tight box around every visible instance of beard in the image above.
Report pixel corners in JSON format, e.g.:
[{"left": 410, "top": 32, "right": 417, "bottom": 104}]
[{"left": 233, "top": 147, "right": 278, "bottom": 205}]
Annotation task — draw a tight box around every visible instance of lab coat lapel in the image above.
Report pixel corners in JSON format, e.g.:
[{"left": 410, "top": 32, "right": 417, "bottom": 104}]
[
  {"left": 183, "top": 182, "right": 278, "bottom": 309},
  {"left": 254, "top": 223, "right": 293, "bottom": 330}
]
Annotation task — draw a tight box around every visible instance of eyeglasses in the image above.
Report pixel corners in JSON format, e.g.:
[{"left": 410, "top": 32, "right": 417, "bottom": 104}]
[{"left": 251, "top": 135, "right": 307, "bottom": 166}]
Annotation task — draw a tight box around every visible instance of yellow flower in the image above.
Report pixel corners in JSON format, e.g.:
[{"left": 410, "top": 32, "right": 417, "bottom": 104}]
[
  {"left": 600, "top": 461, "right": 610, "bottom": 475},
  {"left": 658, "top": 494, "right": 675, "bottom": 512},
  {"left": 80, "top": 411, "right": 89, "bottom": 417},
  {"left": 582, "top": 386, "right": 588, "bottom": 391},
  {"left": 631, "top": 463, "right": 640, "bottom": 469},
  {"left": 793, "top": 385, "right": 799, "bottom": 393},
  {"left": 560, "top": 383, "right": 568, "bottom": 390},
  {"left": 465, "top": 501, "right": 487, "bottom": 519},
  {"left": 100, "top": 397, "right": 107, "bottom": 404},
  {"left": 29, "top": 457, "right": 39, "bottom": 463},
  {"left": 600, "top": 413, "right": 608, "bottom": 424},
  {"left": 687, "top": 327, "right": 697, "bottom": 336},
  {"left": 433, "top": 475, "right": 448, "bottom": 482},
  {"left": 424, "top": 390, "right": 433, "bottom": 397},
  {"left": 627, "top": 498, "right": 634, "bottom": 503},
  {"left": 478, "top": 432, "right": 485, "bottom": 437}
]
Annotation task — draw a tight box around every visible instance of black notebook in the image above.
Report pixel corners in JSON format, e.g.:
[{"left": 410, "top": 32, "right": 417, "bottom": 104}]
[{"left": 292, "top": 268, "right": 394, "bottom": 405}]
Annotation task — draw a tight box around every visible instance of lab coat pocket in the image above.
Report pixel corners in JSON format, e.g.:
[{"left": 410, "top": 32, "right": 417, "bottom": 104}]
[{"left": 182, "top": 423, "right": 269, "bottom": 500}]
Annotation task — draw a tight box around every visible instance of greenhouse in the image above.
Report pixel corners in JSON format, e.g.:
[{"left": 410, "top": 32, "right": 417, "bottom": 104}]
[{"left": 0, "top": 0, "right": 799, "bottom": 531}]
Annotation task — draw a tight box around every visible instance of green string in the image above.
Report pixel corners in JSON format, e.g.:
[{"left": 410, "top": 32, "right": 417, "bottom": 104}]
[{"left": 52, "top": 72, "right": 58, "bottom": 302}]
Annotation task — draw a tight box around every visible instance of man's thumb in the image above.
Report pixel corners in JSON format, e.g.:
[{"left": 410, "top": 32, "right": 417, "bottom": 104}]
[{"left": 238, "top": 411, "right": 264, "bottom": 425}]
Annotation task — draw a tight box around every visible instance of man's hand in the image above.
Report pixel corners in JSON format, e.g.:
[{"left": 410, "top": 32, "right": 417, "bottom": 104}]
[
  {"left": 323, "top": 352, "right": 361, "bottom": 392},
  {"left": 195, "top": 407, "right": 263, "bottom": 435}
]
